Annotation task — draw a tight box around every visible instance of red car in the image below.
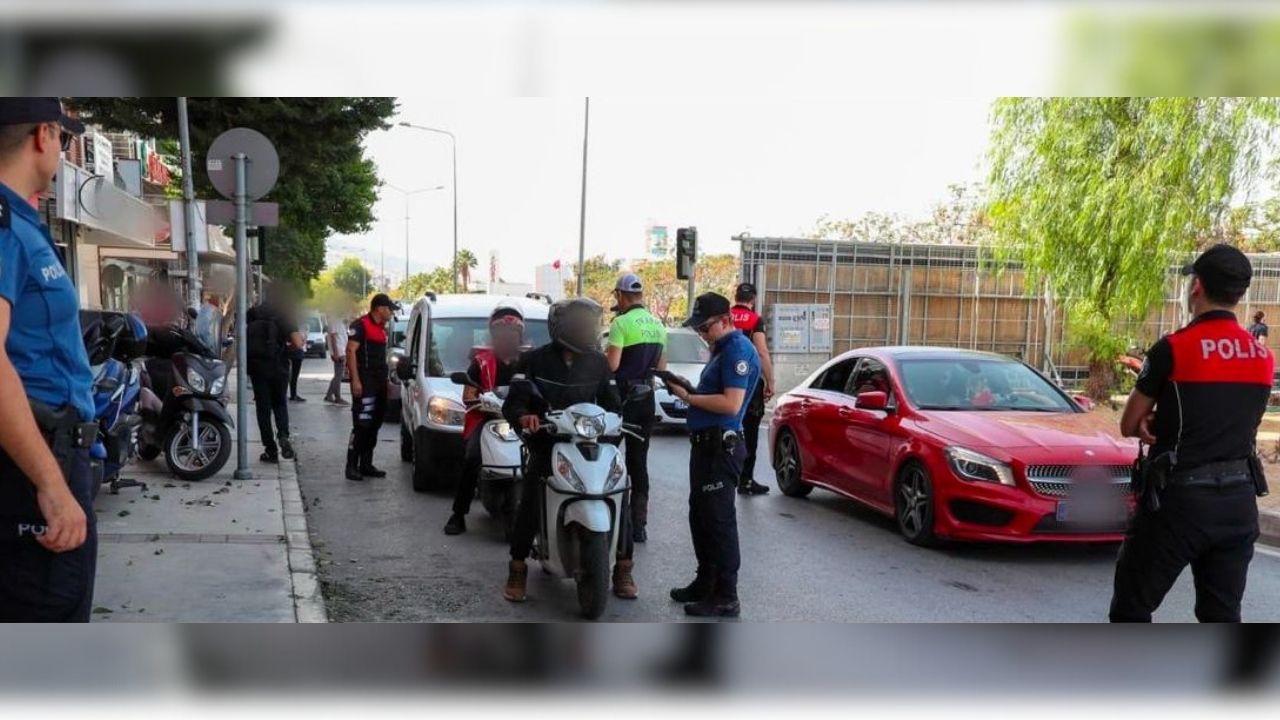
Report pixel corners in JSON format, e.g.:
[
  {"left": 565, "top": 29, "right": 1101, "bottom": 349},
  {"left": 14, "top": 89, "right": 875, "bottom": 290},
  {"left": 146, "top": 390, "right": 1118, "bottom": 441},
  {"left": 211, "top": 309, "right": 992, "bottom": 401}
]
[{"left": 769, "top": 347, "right": 1138, "bottom": 545}]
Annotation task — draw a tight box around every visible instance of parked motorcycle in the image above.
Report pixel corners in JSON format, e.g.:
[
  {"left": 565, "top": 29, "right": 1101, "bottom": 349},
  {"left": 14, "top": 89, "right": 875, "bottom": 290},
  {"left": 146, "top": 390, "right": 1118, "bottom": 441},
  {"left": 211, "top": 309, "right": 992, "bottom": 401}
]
[
  {"left": 137, "top": 311, "right": 233, "bottom": 482},
  {"left": 514, "top": 379, "right": 646, "bottom": 619},
  {"left": 82, "top": 311, "right": 149, "bottom": 499},
  {"left": 450, "top": 372, "right": 523, "bottom": 538}
]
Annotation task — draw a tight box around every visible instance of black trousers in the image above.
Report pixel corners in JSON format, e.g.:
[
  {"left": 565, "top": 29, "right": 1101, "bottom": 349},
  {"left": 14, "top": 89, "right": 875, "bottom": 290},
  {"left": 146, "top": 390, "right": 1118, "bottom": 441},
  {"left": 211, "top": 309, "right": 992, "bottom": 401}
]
[
  {"left": 0, "top": 449, "right": 97, "bottom": 622},
  {"left": 348, "top": 379, "right": 387, "bottom": 470},
  {"left": 510, "top": 456, "right": 545, "bottom": 561},
  {"left": 452, "top": 429, "right": 485, "bottom": 516},
  {"left": 1110, "top": 480, "right": 1259, "bottom": 622},
  {"left": 289, "top": 355, "right": 303, "bottom": 398},
  {"left": 249, "top": 371, "right": 290, "bottom": 455},
  {"left": 688, "top": 436, "right": 744, "bottom": 602},
  {"left": 740, "top": 382, "right": 765, "bottom": 483}
]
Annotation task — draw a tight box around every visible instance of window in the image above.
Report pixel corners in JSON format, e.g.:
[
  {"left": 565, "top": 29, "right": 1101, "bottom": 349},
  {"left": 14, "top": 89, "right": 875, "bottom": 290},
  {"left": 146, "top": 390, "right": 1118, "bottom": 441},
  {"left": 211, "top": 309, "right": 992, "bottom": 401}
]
[
  {"left": 812, "top": 358, "right": 857, "bottom": 393},
  {"left": 897, "top": 357, "right": 1074, "bottom": 412},
  {"left": 426, "top": 318, "right": 551, "bottom": 377},
  {"left": 666, "top": 330, "right": 711, "bottom": 365},
  {"left": 408, "top": 316, "right": 422, "bottom": 367},
  {"left": 847, "top": 359, "right": 892, "bottom": 399}
]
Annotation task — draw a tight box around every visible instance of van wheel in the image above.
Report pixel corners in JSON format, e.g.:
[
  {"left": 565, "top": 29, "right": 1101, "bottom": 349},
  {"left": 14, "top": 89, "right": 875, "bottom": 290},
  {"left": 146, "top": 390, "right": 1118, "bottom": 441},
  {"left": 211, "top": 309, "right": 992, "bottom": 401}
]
[
  {"left": 400, "top": 423, "right": 414, "bottom": 463},
  {"left": 412, "top": 429, "right": 436, "bottom": 493}
]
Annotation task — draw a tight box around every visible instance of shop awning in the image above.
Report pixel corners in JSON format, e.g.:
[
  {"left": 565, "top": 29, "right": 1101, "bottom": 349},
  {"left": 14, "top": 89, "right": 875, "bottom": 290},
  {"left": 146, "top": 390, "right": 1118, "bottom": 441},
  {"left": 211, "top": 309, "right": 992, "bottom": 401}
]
[
  {"left": 97, "top": 246, "right": 180, "bottom": 262},
  {"left": 56, "top": 159, "right": 165, "bottom": 250}
]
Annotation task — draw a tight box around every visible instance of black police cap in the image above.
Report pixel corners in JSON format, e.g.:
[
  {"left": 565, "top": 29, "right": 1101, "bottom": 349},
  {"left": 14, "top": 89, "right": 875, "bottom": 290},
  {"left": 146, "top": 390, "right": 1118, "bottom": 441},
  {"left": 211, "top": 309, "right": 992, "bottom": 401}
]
[
  {"left": 0, "top": 98, "right": 85, "bottom": 134},
  {"left": 1181, "top": 243, "right": 1252, "bottom": 294},
  {"left": 683, "top": 292, "right": 731, "bottom": 328}
]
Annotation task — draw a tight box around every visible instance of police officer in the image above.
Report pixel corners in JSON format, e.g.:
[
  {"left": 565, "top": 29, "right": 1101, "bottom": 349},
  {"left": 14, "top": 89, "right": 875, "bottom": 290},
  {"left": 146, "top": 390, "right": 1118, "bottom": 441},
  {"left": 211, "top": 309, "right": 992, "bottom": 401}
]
[
  {"left": 1110, "top": 244, "right": 1273, "bottom": 623},
  {"left": 666, "top": 292, "right": 760, "bottom": 618},
  {"left": 0, "top": 98, "right": 99, "bottom": 621},
  {"left": 345, "top": 293, "right": 399, "bottom": 481},
  {"left": 606, "top": 273, "right": 666, "bottom": 556},
  {"left": 730, "top": 282, "right": 774, "bottom": 496}
]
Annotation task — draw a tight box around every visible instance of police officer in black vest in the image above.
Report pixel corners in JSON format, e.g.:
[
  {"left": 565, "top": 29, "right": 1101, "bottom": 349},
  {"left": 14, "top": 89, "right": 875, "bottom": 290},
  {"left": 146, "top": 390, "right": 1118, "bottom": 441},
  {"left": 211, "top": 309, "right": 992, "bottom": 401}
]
[
  {"left": 0, "top": 99, "right": 98, "bottom": 621},
  {"left": 1111, "top": 244, "right": 1273, "bottom": 623},
  {"left": 346, "top": 294, "right": 399, "bottom": 481}
]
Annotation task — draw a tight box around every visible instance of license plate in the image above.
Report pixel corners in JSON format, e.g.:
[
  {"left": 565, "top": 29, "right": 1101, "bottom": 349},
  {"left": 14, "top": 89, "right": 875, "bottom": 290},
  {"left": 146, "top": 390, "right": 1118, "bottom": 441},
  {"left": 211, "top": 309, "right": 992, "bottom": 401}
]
[
  {"left": 1056, "top": 500, "right": 1126, "bottom": 524},
  {"left": 672, "top": 399, "right": 688, "bottom": 411}
]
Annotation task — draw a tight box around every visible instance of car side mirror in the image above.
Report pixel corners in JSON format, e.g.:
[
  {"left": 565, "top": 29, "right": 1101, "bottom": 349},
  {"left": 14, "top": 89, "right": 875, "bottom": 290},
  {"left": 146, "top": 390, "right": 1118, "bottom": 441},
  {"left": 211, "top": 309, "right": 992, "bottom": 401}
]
[
  {"left": 1072, "top": 395, "right": 1095, "bottom": 412},
  {"left": 186, "top": 306, "right": 199, "bottom": 320},
  {"left": 855, "top": 390, "right": 889, "bottom": 412},
  {"left": 396, "top": 361, "right": 416, "bottom": 382}
]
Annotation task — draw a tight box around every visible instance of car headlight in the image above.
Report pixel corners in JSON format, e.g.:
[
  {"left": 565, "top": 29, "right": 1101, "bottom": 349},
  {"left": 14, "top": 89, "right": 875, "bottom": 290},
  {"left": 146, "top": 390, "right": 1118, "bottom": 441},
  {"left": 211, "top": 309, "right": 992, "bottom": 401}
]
[
  {"left": 605, "top": 453, "right": 626, "bottom": 491},
  {"left": 555, "top": 450, "right": 587, "bottom": 492},
  {"left": 389, "top": 354, "right": 400, "bottom": 369},
  {"left": 186, "top": 368, "right": 206, "bottom": 394},
  {"left": 428, "top": 396, "right": 466, "bottom": 427},
  {"left": 210, "top": 378, "right": 225, "bottom": 396},
  {"left": 487, "top": 421, "right": 518, "bottom": 441},
  {"left": 573, "top": 413, "right": 605, "bottom": 439},
  {"left": 945, "top": 447, "right": 1015, "bottom": 486}
]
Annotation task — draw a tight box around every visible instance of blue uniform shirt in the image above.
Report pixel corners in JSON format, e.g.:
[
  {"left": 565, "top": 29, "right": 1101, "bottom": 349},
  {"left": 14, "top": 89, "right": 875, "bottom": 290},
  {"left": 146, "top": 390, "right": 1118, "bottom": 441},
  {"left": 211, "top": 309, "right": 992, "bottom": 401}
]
[
  {"left": 0, "top": 182, "right": 94, "bottom": 421},
  {"left": 686, "top": 329, "right": 760, "bottom": 432}
]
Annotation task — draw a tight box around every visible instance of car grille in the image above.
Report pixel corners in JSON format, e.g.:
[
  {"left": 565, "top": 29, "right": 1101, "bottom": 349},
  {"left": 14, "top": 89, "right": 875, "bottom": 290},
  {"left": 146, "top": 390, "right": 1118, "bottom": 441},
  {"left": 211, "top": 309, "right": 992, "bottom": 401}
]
[{"left": 1025, "top": 464, "right": 1133, "bottom": 498}]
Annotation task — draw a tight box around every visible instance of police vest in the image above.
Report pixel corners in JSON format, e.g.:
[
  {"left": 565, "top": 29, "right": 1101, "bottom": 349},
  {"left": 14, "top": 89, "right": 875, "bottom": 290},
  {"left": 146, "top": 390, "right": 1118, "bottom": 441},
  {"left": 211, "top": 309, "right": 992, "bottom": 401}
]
[{"left": 731, "top": 306, "right": 761, "bottom": 336}]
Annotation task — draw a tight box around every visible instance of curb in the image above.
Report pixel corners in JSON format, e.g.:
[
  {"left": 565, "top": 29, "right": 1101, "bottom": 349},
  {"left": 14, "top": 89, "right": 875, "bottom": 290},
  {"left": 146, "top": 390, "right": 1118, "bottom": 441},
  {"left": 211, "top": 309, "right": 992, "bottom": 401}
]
[
  {"left": 277, "top": 458, "right": 328, "bottom": 623},
  {"left": 1262, "top": 508, "right": 1280, "bottom": 549}
]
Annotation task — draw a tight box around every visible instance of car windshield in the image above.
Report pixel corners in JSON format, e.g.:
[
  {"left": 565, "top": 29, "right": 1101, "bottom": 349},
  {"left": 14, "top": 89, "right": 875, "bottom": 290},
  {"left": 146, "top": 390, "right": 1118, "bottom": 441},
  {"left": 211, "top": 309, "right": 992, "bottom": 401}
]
[
  {"left": 429, "top": 317, "right": 550, "bottom": 376},
  {"left": 666, "top": 330, "right": 711, "bottom": 364},
  {"left": 897, "top": 357, "right": 1075, "bottom": 412},
  {"left": 306, "top": 316, "right": 324, "bottom": 334}
]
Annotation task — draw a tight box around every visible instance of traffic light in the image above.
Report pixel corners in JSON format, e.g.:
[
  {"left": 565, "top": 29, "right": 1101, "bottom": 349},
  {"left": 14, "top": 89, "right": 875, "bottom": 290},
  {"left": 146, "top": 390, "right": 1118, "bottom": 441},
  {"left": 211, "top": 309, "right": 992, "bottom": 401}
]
[{"left": 676, "top": 226, "right": 697, "bottom": 280}]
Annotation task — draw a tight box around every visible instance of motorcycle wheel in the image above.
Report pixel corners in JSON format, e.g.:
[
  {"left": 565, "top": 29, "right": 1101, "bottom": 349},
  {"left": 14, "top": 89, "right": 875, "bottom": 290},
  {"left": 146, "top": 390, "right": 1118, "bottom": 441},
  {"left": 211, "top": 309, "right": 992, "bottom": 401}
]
[
  {"left": 164, "top": 417, "right": 231, "bottom": 482},
  {"left": 574, "top": 527, "right": 611, "bottom": 621},
  {"left": 137, "top": 444, "right": 161, "bottom": 462}
]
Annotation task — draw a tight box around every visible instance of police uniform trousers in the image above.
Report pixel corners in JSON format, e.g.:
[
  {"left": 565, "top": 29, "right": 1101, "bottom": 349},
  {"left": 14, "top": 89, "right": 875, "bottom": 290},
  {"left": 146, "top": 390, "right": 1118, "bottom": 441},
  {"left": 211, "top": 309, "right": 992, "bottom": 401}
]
[
  {"left": 619, "top": 383, "right": 655, "bottom": 561},
  {"left": 348, "top": 375, "right": 387, "bottom": 470},
  {"left": 0, "top": 448, "right": 97, "bottom": 622},
  {"left": 740, "top": 382, "right": 766, "bottom": 483},
  {"left": 688, "top": 431, "right": 744, "bottom": 602},
  {"left": 1110, "top": 473, "right": 1258, "bottom": 623}
]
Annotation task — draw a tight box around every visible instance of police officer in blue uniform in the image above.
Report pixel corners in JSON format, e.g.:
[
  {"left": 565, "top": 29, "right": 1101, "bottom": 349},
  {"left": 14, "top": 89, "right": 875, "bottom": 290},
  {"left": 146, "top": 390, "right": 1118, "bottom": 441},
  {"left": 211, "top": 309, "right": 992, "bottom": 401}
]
[
  {"left": 0, "top": 98, "right": 99, "bottom": 622},
  {"left": 666, "top": 292, "right": 760, "bottom": 618}
]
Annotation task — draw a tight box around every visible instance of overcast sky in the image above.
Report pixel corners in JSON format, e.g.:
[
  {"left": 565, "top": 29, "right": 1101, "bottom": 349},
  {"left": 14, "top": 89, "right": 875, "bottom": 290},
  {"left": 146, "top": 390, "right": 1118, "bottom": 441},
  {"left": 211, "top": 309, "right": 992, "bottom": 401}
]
[{"left": 328, "top": 96, "right": 996, "bottom": 284}]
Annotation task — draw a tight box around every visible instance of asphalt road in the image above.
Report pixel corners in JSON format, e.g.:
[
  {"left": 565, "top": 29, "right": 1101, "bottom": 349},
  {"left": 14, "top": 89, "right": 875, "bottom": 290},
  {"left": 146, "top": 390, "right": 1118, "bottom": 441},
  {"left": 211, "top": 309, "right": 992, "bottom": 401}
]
[{"left": 288, "top": 360, "right": 1280, "bottom": 622}]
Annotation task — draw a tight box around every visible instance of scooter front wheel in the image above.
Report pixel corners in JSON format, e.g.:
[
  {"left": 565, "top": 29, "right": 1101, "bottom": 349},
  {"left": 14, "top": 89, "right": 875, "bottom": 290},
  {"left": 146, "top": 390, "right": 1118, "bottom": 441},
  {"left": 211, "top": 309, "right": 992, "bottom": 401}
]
[
  {"left": 164, "top": 417, "right": 231, "bottom": 481},
  {"left": 574, "top": 527, "right": 611, "bottom": 621}
]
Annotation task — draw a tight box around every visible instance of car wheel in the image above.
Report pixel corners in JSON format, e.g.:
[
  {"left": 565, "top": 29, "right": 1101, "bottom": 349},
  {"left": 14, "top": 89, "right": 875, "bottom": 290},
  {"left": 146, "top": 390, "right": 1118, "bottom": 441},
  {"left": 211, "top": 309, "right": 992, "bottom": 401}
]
[
  {"left": 894, "top": 461, "right": 938, "bottom": 547},
  {"left": 774, "top": 429, "right": 812, "bottom": 498},
  {"left": 412, "top": 429, "right": 437, "bottom": 493},
  {"left": 400, "top": 422, "right": 414, "bottom": 463}
]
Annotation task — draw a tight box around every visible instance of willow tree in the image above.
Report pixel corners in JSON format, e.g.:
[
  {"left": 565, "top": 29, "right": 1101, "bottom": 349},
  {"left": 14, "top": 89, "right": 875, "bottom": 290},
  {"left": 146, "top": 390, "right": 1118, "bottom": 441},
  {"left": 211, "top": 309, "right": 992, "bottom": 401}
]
[{"left": 986, "top": 97, "right": 1279, "bottom": 398}]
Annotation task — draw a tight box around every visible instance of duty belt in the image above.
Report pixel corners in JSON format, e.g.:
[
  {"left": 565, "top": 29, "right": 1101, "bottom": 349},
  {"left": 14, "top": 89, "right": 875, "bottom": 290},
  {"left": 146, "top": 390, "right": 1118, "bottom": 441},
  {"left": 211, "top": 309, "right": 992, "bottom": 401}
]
[
  {"left": 690, "top": 428, "right": 740, "bottom": 448},
  {"left": 28, "top": 400, "right": 97, "bottom": 450},
  {"left": 1168, "top": 458, "right": 1253, "bottom": 489}
]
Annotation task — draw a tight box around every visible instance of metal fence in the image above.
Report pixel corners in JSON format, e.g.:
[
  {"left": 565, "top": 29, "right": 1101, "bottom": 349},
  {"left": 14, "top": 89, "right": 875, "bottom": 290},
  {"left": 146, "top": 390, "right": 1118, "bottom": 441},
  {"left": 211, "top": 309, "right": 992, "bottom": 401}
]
[{"left": 737, "top": 236, "right": 1280, "bottom": 387}]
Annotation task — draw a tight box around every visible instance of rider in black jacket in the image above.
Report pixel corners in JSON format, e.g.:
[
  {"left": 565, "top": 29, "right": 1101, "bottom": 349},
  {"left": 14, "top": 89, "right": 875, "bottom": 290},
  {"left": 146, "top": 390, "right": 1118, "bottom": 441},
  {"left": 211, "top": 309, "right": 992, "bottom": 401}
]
[{"left": 501, "top": 298, "right": 622, "bottom": 603}]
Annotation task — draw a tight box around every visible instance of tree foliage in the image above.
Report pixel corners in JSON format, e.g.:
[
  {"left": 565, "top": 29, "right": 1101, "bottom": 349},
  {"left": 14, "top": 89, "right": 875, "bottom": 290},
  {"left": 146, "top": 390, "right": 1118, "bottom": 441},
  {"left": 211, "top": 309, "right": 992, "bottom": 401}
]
[
  {"left": 566, "top": 255, "right": 624, "bottom": 312},
  {"left": 985, "top": 97, "right": 1279, "bottom": 397},
  {"left": 327, "top": 257, "right": 374, "bottom": 298},
  {"left": 68, "top": 97, "right": 397, "bottom": 286},
  {"left": 454, "top": 248, "right": 479, "bottom": 289},
  {"left": 810, "top": 184, "right": 992, "bottom": 246},
  {"left": 396, "top": 266, "right": 456, "bottom": 299}
]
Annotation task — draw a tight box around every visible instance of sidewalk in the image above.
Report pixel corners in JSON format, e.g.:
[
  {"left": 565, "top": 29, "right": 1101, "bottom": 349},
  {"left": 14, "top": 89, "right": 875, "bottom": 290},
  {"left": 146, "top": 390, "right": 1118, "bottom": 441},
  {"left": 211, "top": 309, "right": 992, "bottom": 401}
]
[{"left": 90, "top": 403, "right": 325, "bottom": 622}]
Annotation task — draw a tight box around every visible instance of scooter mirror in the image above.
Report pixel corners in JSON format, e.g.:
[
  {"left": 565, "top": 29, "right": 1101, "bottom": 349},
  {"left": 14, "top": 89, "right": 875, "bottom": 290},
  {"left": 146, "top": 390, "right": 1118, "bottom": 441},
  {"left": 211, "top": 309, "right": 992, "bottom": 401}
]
[{"left": 449, "top": 371, "right": 473, "bottom": 386}]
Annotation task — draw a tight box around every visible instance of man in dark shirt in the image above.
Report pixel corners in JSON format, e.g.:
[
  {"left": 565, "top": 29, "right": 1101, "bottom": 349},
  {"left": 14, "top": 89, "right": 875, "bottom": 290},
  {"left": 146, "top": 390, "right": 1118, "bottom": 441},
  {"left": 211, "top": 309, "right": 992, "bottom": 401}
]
[
  {"left": 246, "top": 284, "right": 304, "bottom": 463},
  {"left": 345, "top": 294, "right": 398, "bottom": 481},
  {"left": 443, "top": 304, "right": 526, "bottom": 536},
  {"left": 730, "top": 282, "right": 775, "bottom": 495},
  {"left": 1248, "top": 311, "right": 1268, "bottom": 343},
  {"left": 500, "top": 298, "right": 621, "bottom": 603},
  {"left": 1111, "top": 244, "right": 1273, "bottom": 622}
]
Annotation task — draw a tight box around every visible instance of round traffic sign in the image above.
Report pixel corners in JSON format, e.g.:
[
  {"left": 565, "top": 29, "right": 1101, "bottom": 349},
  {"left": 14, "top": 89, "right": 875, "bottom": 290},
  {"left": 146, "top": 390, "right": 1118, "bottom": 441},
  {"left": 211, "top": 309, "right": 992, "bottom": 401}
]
[{"left": 206, "top": 127, "right": 279, "bottom": 202}]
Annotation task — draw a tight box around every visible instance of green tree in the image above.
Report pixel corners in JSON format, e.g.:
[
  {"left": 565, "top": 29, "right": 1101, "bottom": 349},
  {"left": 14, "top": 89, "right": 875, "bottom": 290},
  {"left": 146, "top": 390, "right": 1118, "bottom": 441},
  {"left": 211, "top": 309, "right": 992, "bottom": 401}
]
[
  {"left": 566, "top": 255, "right": 623, "bottom": 312},
  {"left": 68, "top": 97, "right": 397, "bottom": 286},
  {"left": 454, "top": 248, "right": 478, "bottom": 289},
  {"left": 397, "top": 266, "right": 455, "bottom": 299},
  {"left": 986, "top": 97, "right": 1279, "bottom": 398},
  {"left": 328, "top": 257, "right": 373, "bottom": 298},
  {"left": 809, "top": 183, "right": 992, "bottom": 245}
]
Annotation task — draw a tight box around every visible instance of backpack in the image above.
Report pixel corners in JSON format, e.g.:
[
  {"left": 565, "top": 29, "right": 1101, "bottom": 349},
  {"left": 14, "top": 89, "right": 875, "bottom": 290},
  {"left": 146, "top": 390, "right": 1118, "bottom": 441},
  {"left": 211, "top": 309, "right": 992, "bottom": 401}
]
[{"left": 246, "top": 309, "right": 281, "bottom": 363}]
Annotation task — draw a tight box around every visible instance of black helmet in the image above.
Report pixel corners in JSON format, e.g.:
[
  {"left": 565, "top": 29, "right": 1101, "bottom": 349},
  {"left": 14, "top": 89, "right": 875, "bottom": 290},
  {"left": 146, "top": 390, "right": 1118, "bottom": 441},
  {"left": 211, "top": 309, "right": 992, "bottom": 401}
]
[{"left": 548, "top": 297, "right": 602, "bottom": 354}]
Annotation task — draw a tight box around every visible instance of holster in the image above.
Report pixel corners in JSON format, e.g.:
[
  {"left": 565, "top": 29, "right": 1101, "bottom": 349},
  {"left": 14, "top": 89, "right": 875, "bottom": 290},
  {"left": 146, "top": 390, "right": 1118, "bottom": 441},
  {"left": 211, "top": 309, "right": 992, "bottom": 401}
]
[
  {"left": 28, "top": 400, "right": 97, "bottom": 485},
  {"left": 1132, "top": 446, "right": 1172, "bottom": 513},
  {"left": 1248, "top": 453, "right": 1270, "bottom": 498}
]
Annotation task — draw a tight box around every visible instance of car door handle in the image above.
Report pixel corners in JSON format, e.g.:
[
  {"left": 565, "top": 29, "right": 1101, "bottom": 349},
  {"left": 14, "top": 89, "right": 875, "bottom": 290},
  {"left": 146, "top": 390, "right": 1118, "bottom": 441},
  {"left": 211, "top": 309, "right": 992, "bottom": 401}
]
[{"left": 837, "top": 407, "right": 853, "bottom": 419}]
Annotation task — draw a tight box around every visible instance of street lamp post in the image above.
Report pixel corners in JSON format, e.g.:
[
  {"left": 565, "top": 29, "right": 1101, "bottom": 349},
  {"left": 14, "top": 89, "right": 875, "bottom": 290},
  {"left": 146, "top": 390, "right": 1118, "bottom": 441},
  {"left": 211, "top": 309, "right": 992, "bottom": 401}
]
[
  {"left": 385, "top": 183, "right": 444, "bottom": 290},
  {"left": 397, "top": 122, "right": 458, "bottom": 292}
]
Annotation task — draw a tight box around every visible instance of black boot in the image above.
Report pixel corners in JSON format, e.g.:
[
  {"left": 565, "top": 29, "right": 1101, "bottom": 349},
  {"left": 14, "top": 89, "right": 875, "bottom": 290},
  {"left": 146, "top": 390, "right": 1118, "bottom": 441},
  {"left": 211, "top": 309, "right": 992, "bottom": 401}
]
[
  {"left": 738, "top": 478, "right": 770, "bottom": 495},
  {"left": 443, "top": 513, "right": 467, "bottom": 535},
  {"left": 279, "top": 436, "right": 296, "bottom": 460},
  {"left": 361, "top": 465, "right": 388, "bottom": 478},
  {"left": 684, "top": 598, "right": 741, "bottom": 618},
  {"left": 670, "top": 573, "right": 713, "bottom": 603},
  {"left": 345, "top": 446, "right": 364, "bottom": 482}
]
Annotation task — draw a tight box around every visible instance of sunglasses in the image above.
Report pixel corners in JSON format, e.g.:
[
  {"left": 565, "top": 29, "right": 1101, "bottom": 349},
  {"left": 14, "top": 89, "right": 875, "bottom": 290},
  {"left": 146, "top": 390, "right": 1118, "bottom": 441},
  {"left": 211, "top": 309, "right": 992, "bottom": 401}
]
[
  {"left": 32, "top": 124, "right": 74, "bottom": 152},
  {"left": 693, "top": 318, "right": 721, "bottom": 335}
]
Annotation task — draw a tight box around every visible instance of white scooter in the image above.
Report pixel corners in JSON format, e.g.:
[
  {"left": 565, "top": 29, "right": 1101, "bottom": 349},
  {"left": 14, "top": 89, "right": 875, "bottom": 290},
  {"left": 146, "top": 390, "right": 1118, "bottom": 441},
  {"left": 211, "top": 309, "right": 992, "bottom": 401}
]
[{"left": 450, "top": 373, "right": 524, "bottom": 538}]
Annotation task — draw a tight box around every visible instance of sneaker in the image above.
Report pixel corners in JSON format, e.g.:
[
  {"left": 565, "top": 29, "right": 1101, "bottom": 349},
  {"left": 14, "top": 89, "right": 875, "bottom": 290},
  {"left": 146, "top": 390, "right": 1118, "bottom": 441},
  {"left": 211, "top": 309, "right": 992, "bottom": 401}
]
[
  {"left": 738, "top": 479, "right": 770, "bottom": 496},
  {"left": 280, "top": 439, "right": 296, "bottom": 460},
  {"left": 683, "top": 599, "right": 740, "bottom": 618},
  {"left": 503, "top": 560, "right": 528, "bottom": 602},
  {"left": 289, "top": 395, "right": 306, "bottom": 403},
  {"left": 360, "top": 465, "right": 388, "bottom": 478},
  {"left": 345, "top": 465, "right": 365, "bottom": 482},
  {"left": 612, "top": 559, "right": 638, "bottom": 599},
  {"left": 670, "top": 575, "right": 713, "bottom": 603},
  {"left": 632, "top": 526, "right": 647, "bottom": 544},
  {"left": 443, "top": 513, "right": 467, "bottom": 535},
  {"left": 333, "top": 398, "right": 349, "bottom": 406},
  {"left": 260, "top": 451, "right": 278, "bottom": 464}
]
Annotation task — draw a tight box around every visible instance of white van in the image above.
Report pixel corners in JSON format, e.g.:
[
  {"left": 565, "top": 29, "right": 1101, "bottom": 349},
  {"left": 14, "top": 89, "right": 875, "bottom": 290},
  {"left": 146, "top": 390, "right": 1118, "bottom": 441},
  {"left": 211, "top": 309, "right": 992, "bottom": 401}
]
[{"left": 394, "top": 294, "right": 551, "bottom": 492}]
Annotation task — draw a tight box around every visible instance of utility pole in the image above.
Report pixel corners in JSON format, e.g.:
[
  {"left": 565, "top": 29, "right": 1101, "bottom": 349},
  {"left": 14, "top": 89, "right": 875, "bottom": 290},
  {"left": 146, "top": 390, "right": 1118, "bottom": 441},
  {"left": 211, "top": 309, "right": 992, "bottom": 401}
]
[
  {"left": 576, "top": 97, "right": 590, "bottom": 297},
  {"left": 177, "top": 97, "right": 200, "bottom": 307}
]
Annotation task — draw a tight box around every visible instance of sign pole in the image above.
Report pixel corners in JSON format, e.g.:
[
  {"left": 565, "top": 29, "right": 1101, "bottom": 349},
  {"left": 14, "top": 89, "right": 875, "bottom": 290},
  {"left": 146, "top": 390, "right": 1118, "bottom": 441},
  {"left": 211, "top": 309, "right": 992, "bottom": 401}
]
[
  {"left": 177, "top": 98, "right": 201, "bottom": 308},
  {"left": 233, "top": 152, "right": 252, "bottom": 481}
]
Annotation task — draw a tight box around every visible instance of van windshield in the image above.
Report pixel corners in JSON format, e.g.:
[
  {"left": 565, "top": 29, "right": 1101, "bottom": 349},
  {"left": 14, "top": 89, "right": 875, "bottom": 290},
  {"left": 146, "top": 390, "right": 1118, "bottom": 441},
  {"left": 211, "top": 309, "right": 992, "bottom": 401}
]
[{"left": 428, "top": 318, "right": 550, "bottom": 376}]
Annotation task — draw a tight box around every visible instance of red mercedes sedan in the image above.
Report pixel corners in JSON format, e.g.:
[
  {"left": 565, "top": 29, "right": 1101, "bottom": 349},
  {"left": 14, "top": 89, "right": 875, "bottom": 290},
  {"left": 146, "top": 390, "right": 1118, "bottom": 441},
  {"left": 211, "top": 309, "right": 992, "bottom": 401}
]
[{"left": 769, "top": 347, "right": 1138, "bottom": 545}]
